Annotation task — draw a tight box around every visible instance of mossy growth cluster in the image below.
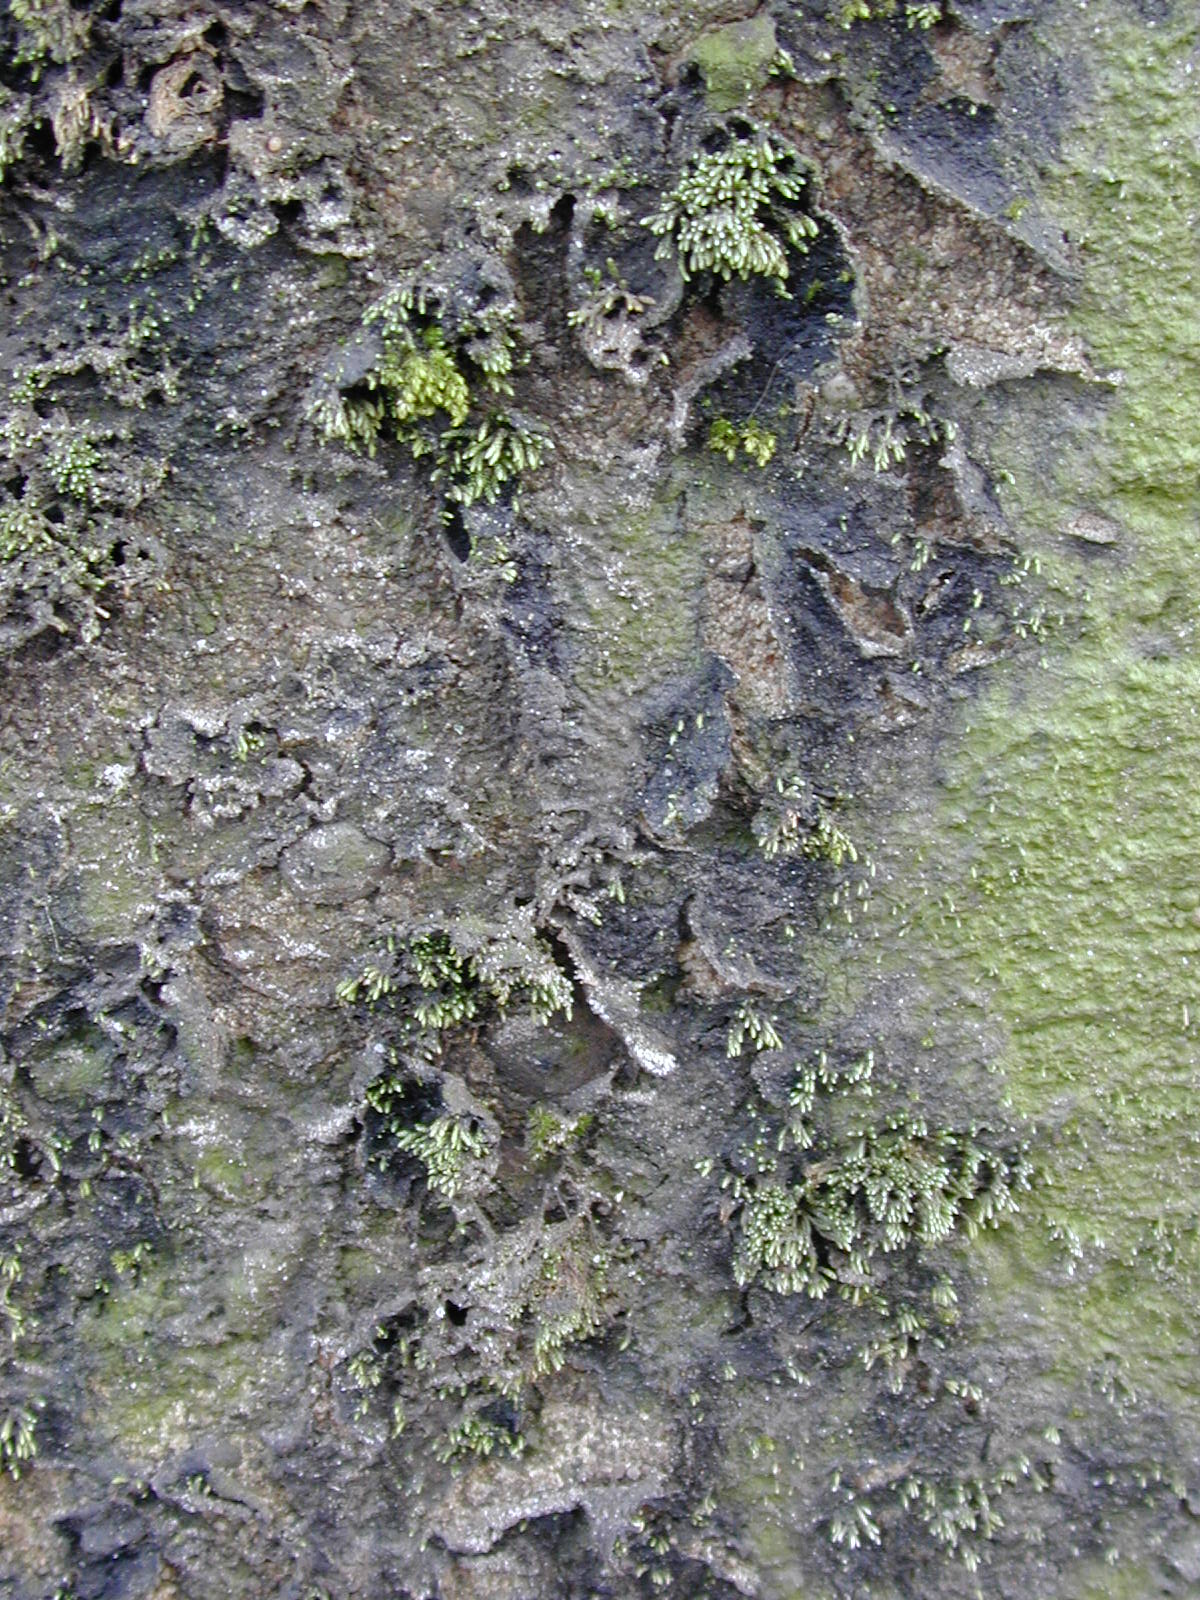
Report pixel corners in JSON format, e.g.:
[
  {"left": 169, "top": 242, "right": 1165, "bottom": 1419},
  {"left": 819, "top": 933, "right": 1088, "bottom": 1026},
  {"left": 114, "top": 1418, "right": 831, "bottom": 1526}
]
[
  {"left": 336, "top": 927, "right": 612, "bottom": 1468},
  {"left": 339, "top": 926, "right": 575, "bottom": 1197},
  {"left": 0, "top": 86, "right": 31, "bottom": 179},
  {"left": 0, "top": 269, "right": 174, "bottom": 652},
  {"left": 720, "top": 1048, "right": 1031, "bottom": 1301},
  {"left": 346, "top": 1211, "right": 609, "bottom": 1467},
  {"left": 752, "top": 775, "right": 859, "bottom": 866},
  {"left": 828, "top": 387, "right": 958, "bottom": 475},
  {"left": 0, "top": 379, "right": 122, "bottom": 650},
  {"left": 835, "top": 0, "right": 943, "bottom": 26},
  {"left": 643, "top": 131, "right": 818, "bottom": 291},
  {"left": 309, "top": 279, "right": 550, "bottom": 514},
  {"left": 0, "top": 1238, "right": 37, "bottom": 1480},
  {"left": 338, "top": 928, "right": 573, "bottom": 1040},
  {"left": 0, "top": 0, "right": 97, "bottom": 175},
  {"left": 707, "top": 415, "right": 777, "bottom": 467},
  {"left": 7, "top": 0, "right": 91, "bottom": 74},
  {"left": 388, "top": 1109, "right": 489, "bottom": 1201},
  {"left": 826, "top": 1447, "right": 1054, "bottom": 1570}
]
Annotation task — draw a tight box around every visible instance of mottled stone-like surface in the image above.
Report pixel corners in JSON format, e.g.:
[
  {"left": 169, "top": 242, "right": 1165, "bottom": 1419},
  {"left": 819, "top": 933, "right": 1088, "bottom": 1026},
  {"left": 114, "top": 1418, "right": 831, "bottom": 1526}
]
[{"left": 1, "top": 1, "right": 1198, "bottom": 1596}]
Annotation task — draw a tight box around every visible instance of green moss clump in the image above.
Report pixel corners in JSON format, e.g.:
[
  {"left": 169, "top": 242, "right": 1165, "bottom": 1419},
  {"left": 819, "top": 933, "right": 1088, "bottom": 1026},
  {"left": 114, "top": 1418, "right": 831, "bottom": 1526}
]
[
  {"left": 0, "top": 395, "right": 114, "bottom": 648},
  {"left": 752, "top": 782, "right": 858, "bottom": 865},
  {"left": 726, "top": 1001, "right": 783, "bottom": 1058},
  {"left": 725, "top": 1099, "right": 1030, "bottom": 1299},
  {"left": 835, "top": 1, "right": 942, "bottom": 27},
  {"left": 828, "top": 388, "right": 957, "bottom": 475},
  {"left": 434, "top": 413, "right": 548, "bottom": 510},
  {"left": 338, "top": 928, "right": 573, "bottom": 1039},
  {"left": 432, "top": 1412, "right": 525, "bottom": 1464},
  {"left": 344, "top": 926, "right": 574, "bottom": 1194},
  {"left": 0, "top": 87, "right": 31, "bottom": 179},
  {"left": 707, "top": 415, "right": 777, "bottom": 467},
  {"left": 309, "top": 279, "right": 550, "bottom": 516},
  {"left": 372, "top": 325, "right": 471, "bottom": 433},
  {"left": 643, "top": 133, "right": 818, "bottom": 290},
  {"left": 9, "top": 0, "right": 91, "bottom": 73},
  {"left": 0, "top": 1403, "right": 38, "bottom": 1479},
  {"left": 391, "top": 1112, "right": 489, "bottom": 1200},
  {"left": 527, "top": 1237, "right": 608, "bottom": 1377}
]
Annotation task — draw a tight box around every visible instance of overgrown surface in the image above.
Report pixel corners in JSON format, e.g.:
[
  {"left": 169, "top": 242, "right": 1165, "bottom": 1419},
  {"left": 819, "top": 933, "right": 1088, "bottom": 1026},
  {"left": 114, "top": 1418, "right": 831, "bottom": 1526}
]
[{"left": 1, "top": 1, "right": 1197, "bottom": 1597}]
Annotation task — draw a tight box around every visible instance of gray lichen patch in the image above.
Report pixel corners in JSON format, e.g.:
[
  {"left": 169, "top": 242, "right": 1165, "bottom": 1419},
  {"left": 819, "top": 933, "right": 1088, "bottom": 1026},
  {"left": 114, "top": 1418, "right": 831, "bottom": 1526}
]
[{"left": 280, "top": 823, "right": 391, "bottom": 904}]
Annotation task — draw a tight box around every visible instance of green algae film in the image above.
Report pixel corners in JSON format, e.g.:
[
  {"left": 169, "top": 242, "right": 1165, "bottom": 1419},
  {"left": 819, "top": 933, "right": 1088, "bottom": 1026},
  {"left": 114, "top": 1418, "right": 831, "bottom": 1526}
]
[{"left": 837, "top": 4, "right": 1200, "bottom": 1431}]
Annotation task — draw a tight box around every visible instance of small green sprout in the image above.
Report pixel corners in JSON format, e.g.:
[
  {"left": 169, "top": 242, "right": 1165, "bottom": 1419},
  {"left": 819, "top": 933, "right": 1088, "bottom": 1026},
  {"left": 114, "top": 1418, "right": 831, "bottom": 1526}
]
[
  {"left": 727, "top": 1001, "right": 783, "bottom": 1057},
  {"left": 392, "top": 1113, "right": 488, "bottom": 1200},
  {"left": 233, "top": 727, "right": 264, "bottom": 763},
  {"left": 0, "top": 1404, "right": 38, "bottom": 1479},
  {"left": 433, "top": 1413, "right": 524, "bottom": 1464},
  {"left": 111, "top": 1241, "right": 152, "bottom": 1282},
  {"left": 708, "top": 416, "right": 777, "bottom": 467}
]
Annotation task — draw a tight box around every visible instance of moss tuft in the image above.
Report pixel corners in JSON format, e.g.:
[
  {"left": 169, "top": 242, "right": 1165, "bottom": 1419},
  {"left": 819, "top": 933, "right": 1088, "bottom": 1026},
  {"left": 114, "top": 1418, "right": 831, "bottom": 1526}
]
[
  {"left": 643, "top": 133, "right": 818, "bottom": 291},
  {"left": 309, "top": 277, "right": 550, "bottom": 519}
]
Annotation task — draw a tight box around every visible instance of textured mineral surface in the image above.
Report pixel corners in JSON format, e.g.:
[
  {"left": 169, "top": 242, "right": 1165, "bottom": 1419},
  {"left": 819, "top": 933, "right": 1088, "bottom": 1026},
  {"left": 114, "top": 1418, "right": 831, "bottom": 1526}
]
[{"left": 1, "top": 0, "right": 1198, "bottom": 1596}]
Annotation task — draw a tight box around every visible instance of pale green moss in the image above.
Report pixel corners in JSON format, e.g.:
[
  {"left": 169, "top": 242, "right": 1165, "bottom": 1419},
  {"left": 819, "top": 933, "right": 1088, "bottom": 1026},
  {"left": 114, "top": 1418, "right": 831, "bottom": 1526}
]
[
  {"left": 0, "top": 86, "right": 30, "bottom": 179},
  {"left": 9, "top": 0, "right": 91, "bottom": 73},
  {"left": 835, "top": 1, "right": 942, "bottom": 27},
  {"left": 434, "top": 412, "right": 549, "bottom": 510},
  {"left": 0, "top": 1404, "right": 38, "bottom": 1478},
  {"left": 432, "top": 1412, "right": 525, "bottom": 1464},
  {"left": 643, "top": 134, "right": 818, "bottom": 289},
  {"left": 338, "top": 928, "right": 572, "bottom": 1034},
  {"left": 708, "top": 415, "right": 777, "bottom": 467},
  {"left": 727, "top": 1114, "right": 1029, "bottom": 1299},
  {"left": 310, "top": 280, "right": 549, "bottom": 517},
  {"left": 392, "top": 1113, "right": 488, "bottom": 1200}
]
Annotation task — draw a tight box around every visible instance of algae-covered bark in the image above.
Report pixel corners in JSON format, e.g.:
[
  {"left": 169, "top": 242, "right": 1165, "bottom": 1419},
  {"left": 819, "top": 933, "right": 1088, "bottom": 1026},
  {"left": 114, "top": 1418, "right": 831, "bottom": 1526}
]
[{"left": 1, "top": 1, "right": 1198, "bottom": 1596}]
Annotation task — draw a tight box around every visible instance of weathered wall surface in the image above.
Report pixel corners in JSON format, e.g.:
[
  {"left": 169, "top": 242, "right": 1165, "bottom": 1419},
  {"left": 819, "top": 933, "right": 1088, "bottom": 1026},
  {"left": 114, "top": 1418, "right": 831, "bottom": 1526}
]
[{"left": 1, "top": 1, "right": 1198, "bottom": 1596}]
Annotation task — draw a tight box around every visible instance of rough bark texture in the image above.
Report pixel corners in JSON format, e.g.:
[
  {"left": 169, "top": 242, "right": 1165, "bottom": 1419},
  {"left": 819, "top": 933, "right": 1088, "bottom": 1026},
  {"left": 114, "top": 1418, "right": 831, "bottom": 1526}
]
[{"left": 1, "top": 1, "right": 1198, "bottom": 1596}]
